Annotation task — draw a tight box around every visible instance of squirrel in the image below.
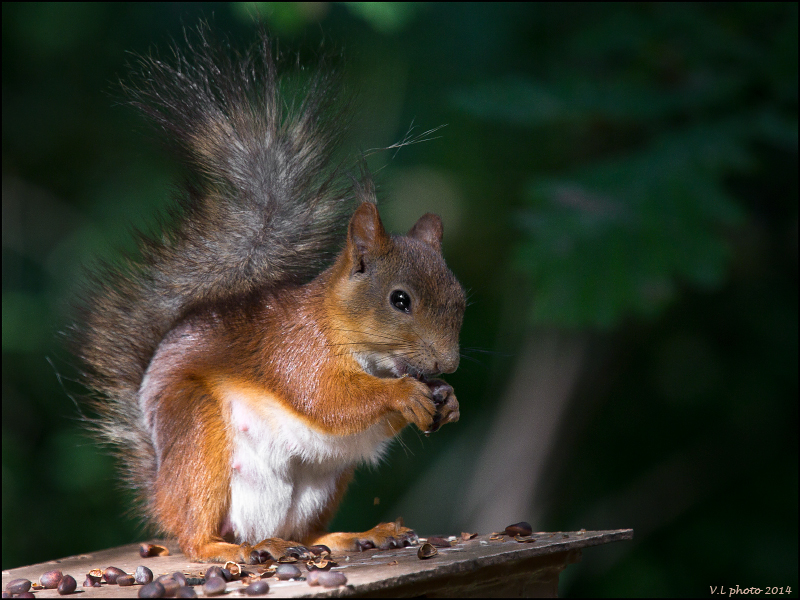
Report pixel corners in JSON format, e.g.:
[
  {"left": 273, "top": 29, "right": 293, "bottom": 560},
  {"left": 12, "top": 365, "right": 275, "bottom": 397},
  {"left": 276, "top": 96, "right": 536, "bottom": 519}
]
[{"left": 69, "top": 26, "right": 466, "bottom": 564}]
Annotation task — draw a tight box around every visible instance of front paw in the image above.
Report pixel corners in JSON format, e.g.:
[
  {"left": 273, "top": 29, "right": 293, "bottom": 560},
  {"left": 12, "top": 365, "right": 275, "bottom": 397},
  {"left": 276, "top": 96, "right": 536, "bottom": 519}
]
[
  {"left": 424, "top": 379, "right": 460, "bottom": 433},
  {"left": 397, "top": 379, "right": 438, "bottom": 432}
]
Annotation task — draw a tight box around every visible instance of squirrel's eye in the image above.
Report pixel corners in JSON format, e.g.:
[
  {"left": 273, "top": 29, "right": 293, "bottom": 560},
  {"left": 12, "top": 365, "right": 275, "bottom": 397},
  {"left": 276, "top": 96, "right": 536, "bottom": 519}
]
[{"left": 390, "top": 290, "right": 411, "bottom": 314}]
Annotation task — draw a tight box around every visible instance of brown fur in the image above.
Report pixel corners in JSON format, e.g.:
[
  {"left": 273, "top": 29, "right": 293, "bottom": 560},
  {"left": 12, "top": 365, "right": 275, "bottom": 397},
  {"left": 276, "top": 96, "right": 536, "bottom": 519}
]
[{"left": 71, "top": 27, "right": 465, "bottom": 563}]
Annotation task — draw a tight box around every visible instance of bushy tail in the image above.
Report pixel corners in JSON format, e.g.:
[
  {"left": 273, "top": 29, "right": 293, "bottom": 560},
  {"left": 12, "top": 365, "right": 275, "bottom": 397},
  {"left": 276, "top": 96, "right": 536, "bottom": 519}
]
[{"left": 69, "top": 25, "right": 365, "bottom": 515}]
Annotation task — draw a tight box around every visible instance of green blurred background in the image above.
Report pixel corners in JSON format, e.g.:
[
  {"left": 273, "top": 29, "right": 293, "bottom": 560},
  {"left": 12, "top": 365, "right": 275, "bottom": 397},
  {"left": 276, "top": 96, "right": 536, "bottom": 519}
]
[{"left": 2, "top": 3, "right": 797, "bottom": 596}]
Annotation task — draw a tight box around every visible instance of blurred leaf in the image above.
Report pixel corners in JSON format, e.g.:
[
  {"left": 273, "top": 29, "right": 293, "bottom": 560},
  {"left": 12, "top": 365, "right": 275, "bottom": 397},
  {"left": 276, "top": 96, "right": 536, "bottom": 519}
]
[
  {"left": 516, "top": 119, "right": 753, "bottom": 328},
  {"left": 235, "top": 2, "right": 330, "bottom": 33},
  {"left": 452, "top": 73, "right": 746, "bottom": 126},
  {"left": 343, "top": 2, "right": 422, "bottom": 34},
  {"left": 2, "top": 292, "right": 52, "bottom": 353}
]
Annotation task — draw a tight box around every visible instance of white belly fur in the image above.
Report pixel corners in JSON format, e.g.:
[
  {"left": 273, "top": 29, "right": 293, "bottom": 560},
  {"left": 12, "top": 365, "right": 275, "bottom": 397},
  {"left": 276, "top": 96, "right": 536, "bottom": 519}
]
[{"left": 224, "top": 385, "right": 392, "bottom": 543}]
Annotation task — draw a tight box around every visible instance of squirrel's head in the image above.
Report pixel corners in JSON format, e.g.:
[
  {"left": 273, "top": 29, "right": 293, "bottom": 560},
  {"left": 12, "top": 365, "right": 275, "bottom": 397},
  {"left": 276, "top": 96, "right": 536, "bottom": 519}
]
[{"left": 329, "top": 201, "right": 466, "bottom": 380}]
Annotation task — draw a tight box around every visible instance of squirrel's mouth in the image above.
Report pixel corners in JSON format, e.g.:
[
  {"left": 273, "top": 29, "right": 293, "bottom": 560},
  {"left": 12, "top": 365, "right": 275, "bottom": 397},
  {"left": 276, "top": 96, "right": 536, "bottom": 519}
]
[
  {"left": 356, "top": 352, "right": 432, "bottom": 381},
  {"left": 395, "top": 363, "right": 427, "bottom": 382}
]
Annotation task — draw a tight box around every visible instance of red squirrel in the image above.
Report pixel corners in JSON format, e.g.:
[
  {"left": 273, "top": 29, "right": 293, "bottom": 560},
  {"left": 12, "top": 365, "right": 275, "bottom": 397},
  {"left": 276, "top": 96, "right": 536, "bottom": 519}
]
[{"left": 70, "top": 26, "right": 465, "bottom": 563}]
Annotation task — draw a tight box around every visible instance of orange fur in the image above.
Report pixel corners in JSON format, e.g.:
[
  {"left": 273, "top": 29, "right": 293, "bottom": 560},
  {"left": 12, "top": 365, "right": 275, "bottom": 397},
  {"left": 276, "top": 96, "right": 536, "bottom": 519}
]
[{"left": 137, "top": 202, "right": 464, "bottom": 562}]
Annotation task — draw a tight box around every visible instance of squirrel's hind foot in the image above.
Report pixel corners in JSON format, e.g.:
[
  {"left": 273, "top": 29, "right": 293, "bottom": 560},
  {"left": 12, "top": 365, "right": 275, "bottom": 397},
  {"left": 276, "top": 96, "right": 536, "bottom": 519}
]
[
  {"left": 307, "top": 520, "right": 419, "bottom": 553},
  {"left": 183, "top": 539, "right": 311, "bottom": 564}
]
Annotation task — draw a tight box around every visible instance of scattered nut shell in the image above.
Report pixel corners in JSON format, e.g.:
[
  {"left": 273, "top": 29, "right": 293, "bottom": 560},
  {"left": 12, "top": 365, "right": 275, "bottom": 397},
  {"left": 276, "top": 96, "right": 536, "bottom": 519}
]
[
  {"left": 277, "top": 555, "right": 298, "bottom": 563},
  {"left": 427, "top": 536, "right": 452, "bottom": 548},
  {"left": 417, "top": 543, "right": 438, "bottom": 559},
  {"left": 307, "top": 557, "right": 336, "bottom": 571},
  {"left": 308, "top": 545, "right": 331, "bottom": 556},
  {"left": 504, "top": 521, "right": 533, "bottom": 537},
  {"left": 139, "top": 543, "right": 170, "bottom": 558}
]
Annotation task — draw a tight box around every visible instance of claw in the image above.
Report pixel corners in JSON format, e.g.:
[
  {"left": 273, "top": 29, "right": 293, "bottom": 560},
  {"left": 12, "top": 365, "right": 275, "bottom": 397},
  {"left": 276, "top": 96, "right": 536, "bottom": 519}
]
[
  {"left": 285, "top": 546, "right": 312, "bottom": 560},
  {"left": 378, "top": 537, "right": 399, "bottom": 550},
  {"left": 398, "top": 532, "right": 418, "bottom": 547},
  {"left": 355, "top": 539, "right": 375, "bottom": 551}
]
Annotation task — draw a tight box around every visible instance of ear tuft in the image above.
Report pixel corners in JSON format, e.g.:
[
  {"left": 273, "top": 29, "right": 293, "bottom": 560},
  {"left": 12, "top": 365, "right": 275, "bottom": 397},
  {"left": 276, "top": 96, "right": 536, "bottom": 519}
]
[{"left": 407, "top": 213, "right": 443, "bottom": 251}]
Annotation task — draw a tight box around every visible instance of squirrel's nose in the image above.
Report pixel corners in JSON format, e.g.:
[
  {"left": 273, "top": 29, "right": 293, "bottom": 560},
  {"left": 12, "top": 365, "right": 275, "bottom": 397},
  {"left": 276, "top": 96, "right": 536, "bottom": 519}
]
[{"left": 437, "top": 351, "right": 460, "bottom": 374}]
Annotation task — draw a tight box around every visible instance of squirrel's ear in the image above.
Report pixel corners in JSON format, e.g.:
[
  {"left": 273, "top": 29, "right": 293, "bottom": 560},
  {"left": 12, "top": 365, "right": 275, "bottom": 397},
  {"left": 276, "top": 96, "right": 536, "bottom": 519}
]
[
  {"left": 407, "top": 213, "right": 443, "bottom": 252},
  {"left": 347, "top": 201, "right": 388, "bottom": 273}
]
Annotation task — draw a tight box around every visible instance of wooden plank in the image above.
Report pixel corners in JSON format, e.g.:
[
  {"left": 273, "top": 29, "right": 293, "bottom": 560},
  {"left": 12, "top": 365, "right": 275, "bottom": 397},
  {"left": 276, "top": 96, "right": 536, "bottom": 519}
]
[{"left": 2, "top": 529, "right": 632, "bottom": 598}]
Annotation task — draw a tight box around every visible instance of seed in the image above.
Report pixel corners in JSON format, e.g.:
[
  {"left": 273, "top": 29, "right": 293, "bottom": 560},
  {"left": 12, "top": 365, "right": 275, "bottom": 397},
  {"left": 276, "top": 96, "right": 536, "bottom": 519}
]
[
  {"left": 117, "top": 574, "right": 135, "bottom": 587},
  {"left": 204, "top": 566, "right": 224, "bottom": 581},
  {"left": 504, "top": 521, "right": 533, "bottom": 537},
  {"left": 317, "top": 571, "right": 347, "bottom": 588},
  {"left": 243, "top": 580, "right": 270, "bottom": 596},
  {"left": 276, "top": 564, "right": 301, "bottom": 580},
  {"left": 40, "top": 570, "right": 63, "bottom": 589},
  {"left": 155, "top": 575, "right": 179, "bottom": 596},
  {"left": 135, "top": 566, "right": 154, "bottom": 584},
  {"left": 176, "top": 586, "right": 197, "bottom": 598},
  {"left": 171, "top": 572, "right": 187, "bottom": 586},
  {"left": 138, "top": 581, "right": 166, "bottom": 598},
  {"left": 306, "top": 570, "right": 322, "bottom": 586},
  {"left": 57, "top": 575, "right": 77, "bottom": 595},
  {"left": 417, "top": 543, "right": 438, "bottom": 559},
  {"left": 103, "top": 566, "right": 127, "bottom": 584},
  {"left": 5, "top": 579, "right": 31, "bottom": 594},
  {"left": 202, "top": 576, "right": 226, "bottom": 596}
]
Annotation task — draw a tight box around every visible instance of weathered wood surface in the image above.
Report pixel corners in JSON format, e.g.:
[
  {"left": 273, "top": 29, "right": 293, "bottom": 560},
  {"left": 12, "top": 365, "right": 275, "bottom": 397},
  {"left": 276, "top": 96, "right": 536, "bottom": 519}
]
[{"left": 2, "top": 529, "right": 632, "bottom": 598}]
